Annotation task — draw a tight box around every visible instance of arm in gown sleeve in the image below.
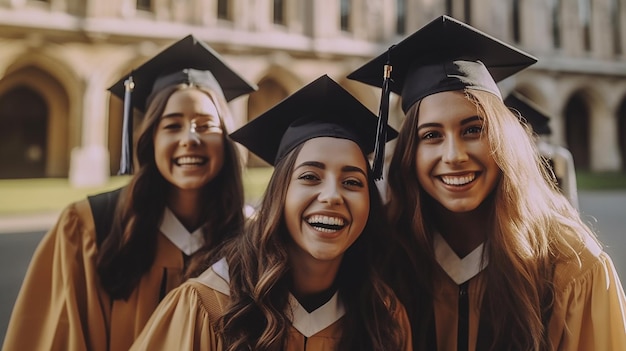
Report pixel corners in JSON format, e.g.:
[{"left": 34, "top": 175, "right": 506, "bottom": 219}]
[
  {"left": 548, "top": 250, "right": 626, "bottom": 351},
  {"left": 2, "top": 201, "right": 110, "bottom": 351},
  {"left": 130, "top": 282, "right": 224, "bottom": 351}
]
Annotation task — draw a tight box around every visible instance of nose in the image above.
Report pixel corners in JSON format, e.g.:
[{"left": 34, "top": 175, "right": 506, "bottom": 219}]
[
  {"left": 179, "top": 126, "right": 201, "bottom": 147},
  {"left": 442, "top": 136, "right": 469, "bottom": 164},
  {"left": 318, "top": 181, "right": 344, "bottom": 205}
]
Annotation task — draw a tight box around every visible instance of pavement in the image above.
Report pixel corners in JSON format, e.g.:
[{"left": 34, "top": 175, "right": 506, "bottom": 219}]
[{"left": 0, "top": 211, "right": 60, "bottom": 234}]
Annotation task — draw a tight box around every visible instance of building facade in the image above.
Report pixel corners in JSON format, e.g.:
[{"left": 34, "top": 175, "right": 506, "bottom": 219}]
[{"left": 0, "top": 0, "right": 625, "bottom": 186}]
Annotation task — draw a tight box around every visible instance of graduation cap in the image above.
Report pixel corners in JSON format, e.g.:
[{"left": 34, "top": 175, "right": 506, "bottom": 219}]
[
  {"left": 229, "top": 74, "right": 398, "bottom": 178},
  {"left": 108, "top": 34, "right": 258, "bottom": 175},
  {"left": 347, "top": 15, "right": 537, "bottom": 113},
  {"left": 505, "top": 91, "right": 552, "bottom": 135}
]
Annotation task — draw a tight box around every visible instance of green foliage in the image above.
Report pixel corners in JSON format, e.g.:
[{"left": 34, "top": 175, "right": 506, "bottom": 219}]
[{"left": 576, "top": 171, "right": 626, "bottom": 190}]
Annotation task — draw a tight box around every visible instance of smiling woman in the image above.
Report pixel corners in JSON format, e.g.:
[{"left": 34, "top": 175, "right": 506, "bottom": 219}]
[
  {"left": 129, "top": 75, "right": 412, "bottom": 351},
  {"left": 2, "top": 35, "right": 257, "bottom": 351},
  {"left": 348, "top": 15, "right": 626, "bottom": 351}
]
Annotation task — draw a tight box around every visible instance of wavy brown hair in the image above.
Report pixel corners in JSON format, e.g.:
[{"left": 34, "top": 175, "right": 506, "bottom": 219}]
[
  {"left": 217, "top": 142, "right": 405, "bottom": 351},
  {"left": 96, "top": 83, "right": 244, "bottom": 300},
  {"left": 386, "top": 90, "right": 596, "bottom": 351}
]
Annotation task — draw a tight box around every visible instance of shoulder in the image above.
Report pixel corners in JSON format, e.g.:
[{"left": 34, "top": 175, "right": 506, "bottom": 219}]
[
  {"left": 552, "top": 232, "right": 613, "bottom": 293},
  {"left": 190, "top": 258, "right": 230, "bottom": 296}
]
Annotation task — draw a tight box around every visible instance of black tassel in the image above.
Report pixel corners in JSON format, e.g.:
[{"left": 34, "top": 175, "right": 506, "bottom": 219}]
[
  {"left": 372, "top": 46, "right": 394, "bottom": 180},
  {"left": 118, "top": 76, "right": 135, "bottom": 175}
]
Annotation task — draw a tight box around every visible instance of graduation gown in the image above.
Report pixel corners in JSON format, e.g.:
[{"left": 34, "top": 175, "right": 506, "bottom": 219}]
[
  {"left": 431, "top": 233, "right": 626, "bottom": 351},
  {"left": 2, "top": 199, "right": 204, "bottom": 351},
  {"left": 130, "top": 258, "right": 414, "bottom": 351}
]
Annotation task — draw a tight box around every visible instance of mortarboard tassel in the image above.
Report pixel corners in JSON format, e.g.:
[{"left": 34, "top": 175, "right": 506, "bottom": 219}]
[
  {"left": 118, "top": 76, "right": 135, "bottom": 175},
  {"left": 372, "top": 46, "right": 394, "bottom": 180}
]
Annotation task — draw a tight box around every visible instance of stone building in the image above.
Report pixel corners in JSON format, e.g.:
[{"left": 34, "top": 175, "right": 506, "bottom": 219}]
[{"left": 0, "top": 0, "right": 624, "bottom": 186}]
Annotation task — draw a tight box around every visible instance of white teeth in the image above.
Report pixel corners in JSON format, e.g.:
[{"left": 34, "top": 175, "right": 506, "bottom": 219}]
[
  {"left": 307, "top": 215, "right": 345, "bottom": 226},
  {"left": 176, "top": 156, "right": 206, "bottom": 166},
  {"left": 441, "top": 173, "right": 475, "bottom": 186},
  {"left": 306, "top": 215, "right": 346, "bottom": 232}
]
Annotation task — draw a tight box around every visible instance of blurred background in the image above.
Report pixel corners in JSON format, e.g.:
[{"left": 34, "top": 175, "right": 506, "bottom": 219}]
[{"left": 1, "top": 0, "right": 626, "bottom": 346}]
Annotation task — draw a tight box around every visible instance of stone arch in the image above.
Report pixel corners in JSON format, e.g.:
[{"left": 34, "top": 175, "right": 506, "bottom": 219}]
[
  {"left": 562, "top": 89, "right": 595, "bottom": 171},
  {"left": 245, "top": 65, "right": 301, "bottom": 167},
  {"left": 0, "top": 64, "right": 71, "bottom": 177}
]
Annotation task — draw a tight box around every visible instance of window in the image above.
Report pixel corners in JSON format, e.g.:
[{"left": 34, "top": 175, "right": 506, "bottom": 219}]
[
  {"left": 512, "top": 0, "right": 521, "bottom": 43},
  {"left": 340, "top": 0, "right": 351, "bottom": 32},
  {"left": 552, "top": 0, "right": 562, "bottom": 48},
  {"left": 579, "top": 0, "right": 592, "bottom": 51},
  {"left": 273, "top": 0, "right": 285, "bottom": 25},
  {"left": 464, "top": 0, "right": 471, "bottom": 24},
  {"left": 612, "top": 0, "right": 622, "bottom": 54},
  {"left": 396, "top": 0, "right": 406, "bottom": 34},
  {"left": 136, "top": 0, "right": 151, "bottom": 11},
  {"left": 217, "top": 0, "right": 230, "bottom": 20},
  {"left": 445, "top": 0, "right": 453, "bottom": 16}
]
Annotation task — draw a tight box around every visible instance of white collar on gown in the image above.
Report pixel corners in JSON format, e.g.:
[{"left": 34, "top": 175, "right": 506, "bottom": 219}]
[
  {"left": 433, "top": 232, "right": 488, "bottom": 285},
  {"left": 209, "top": 258, "right": 346, "bottom": 337},
  {"left": 159, "top": 207, "right": 205, "bottom": 256}
]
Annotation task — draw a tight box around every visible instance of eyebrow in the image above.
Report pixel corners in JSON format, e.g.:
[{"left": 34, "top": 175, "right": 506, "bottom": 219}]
[
  {"left": 294, "top": 161, "right": 367, "bottom": 176},
  {"left": 161, "top": 112, "right": 217, "bottom": 119},
  {"left": 417, "top": 115, "right": 482, "bottom": 131}
]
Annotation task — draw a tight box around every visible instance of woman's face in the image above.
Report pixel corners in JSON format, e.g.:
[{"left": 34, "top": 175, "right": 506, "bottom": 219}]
[
  {"left": 284, "top": 137, "right": 370, "bottom": 265},
  {"left": 153, "top": 88, "right": 225, "bottom": 191},
  {"left": 414, "top": 90, "right": 500, "bottom": 213}
]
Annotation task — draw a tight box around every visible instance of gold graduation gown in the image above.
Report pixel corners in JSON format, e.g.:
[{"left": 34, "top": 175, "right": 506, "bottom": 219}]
[
  {"left": 2, "top": 199, "right": 188, "bottom": 351},
  {"left": 431, "top": 233, "right": 626, "bottom": 351},
  {"left": 130, "top": 259, "right": 414, "bottom": 351}
]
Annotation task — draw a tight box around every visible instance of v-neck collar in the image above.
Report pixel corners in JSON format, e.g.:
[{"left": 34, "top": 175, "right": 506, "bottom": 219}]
[
  {"left": 433, "top": 232, "right": 488, "bottom": 285},
  {"left": 159, "top": 207, "right": 205, "bottom": 256},
  {"left": 205, "top": 258, "right": 345, "bottom": 337}
]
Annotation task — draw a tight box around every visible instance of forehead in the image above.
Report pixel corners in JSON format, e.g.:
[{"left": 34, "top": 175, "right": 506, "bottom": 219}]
[
  {"left": 163, "top": 88, "right": 219, "bottom": 115},
  {"left": 417, "top": 90, "right": 478, "bottom": 124},
  {"left": 295, "top": 137, "right": 368, "bottom": 169}
]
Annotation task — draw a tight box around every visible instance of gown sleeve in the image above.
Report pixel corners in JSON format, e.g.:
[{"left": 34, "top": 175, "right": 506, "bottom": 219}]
[
  {"left": 2, "top": 200, "right": 110, "bottom": 351},
  {"left": 548, "top": 249, "right": 626, "bottom": 351},
  {"left": 130, "top": 281, "right": 225, "bottom": 351},
  {"left": 395, "top": 300, "right": 414, "bottom": 351}
]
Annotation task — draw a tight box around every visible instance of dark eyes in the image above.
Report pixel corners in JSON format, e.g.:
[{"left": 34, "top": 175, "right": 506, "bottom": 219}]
[
  {"left": 296, "top": 172, "right": 364, "bottom": 188},
  {"left": 419, "top": 125, "right": 483, "bottom": 140}
]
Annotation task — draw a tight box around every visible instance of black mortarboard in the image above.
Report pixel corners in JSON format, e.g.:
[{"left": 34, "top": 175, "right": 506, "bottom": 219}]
[
  {"left": 505, "top": 91, "right": 552, "bottom": 135},
  {"left": 229, "top": 75, "right": 398, "bottom": 176},
  {"left": 108, "top": 34, "right": 258, "bottom": 174},
  {"left": 347, "top": 15, "right": 537, "bottom": 113}
]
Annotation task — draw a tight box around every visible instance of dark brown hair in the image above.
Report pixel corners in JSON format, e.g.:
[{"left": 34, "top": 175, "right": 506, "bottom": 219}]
[
  {"left": 96, "top": 83, "right": 244, "bottom": 300},
  {"left": 218, "top": 142, "right": 405, "bottom": 351}
]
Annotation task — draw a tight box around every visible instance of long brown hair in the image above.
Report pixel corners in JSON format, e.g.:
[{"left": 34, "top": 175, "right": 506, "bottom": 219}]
[
  {"left": 386, "top": 90, "right": 595, "bottom": 350},
  {"left": 218, "top": 142, "right": 405, "bottom": 351},
  {"left": 96, "top": 83, "right": 244, "bottom": 300}
]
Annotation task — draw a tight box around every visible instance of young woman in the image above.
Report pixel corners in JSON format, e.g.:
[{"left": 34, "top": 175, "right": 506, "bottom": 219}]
[
  {"left": 3, "top": 35, "right": 256, "bottom": 351},
  {"left": 129, "top": 75, "right": 412, "bottom": 351},
  {"left": 348, "top": 16, "right": 626, "bottom": 351}
]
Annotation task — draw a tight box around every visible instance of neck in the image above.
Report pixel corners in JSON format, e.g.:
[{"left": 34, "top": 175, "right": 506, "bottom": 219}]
[
  {"left": 433, "top": 201, "right": 491, "bottom": 258},
  {"left": 288, "top": 252, "right": 341, "bottom": 299},
  {"left": 167, "top": 189, "right": 203, "bottom": 231}
]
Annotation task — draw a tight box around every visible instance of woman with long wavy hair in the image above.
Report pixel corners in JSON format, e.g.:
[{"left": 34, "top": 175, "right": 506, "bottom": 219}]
[
  {"left": 348, "top": 15, "right": 626, "bottom": 351},
  {"left": 130, "top": 75, "right": 412, "bottom": 351},
  {"left": 3, "top": 35, "right": 256, "bottom": 351}
]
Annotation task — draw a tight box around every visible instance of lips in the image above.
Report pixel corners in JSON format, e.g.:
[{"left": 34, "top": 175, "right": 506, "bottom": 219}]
[
  {"left": 440, "top": 172, "right": 476, "bottom": 186},
  {"left": 174, "top": 156, "right": 208, "bottom": 166},
  {"left": 306, "top": 214, "right": 347, "bottom": 233}
]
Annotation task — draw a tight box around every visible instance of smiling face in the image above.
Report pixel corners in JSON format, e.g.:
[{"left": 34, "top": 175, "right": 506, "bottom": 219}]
[
  {"left": 415, "top": 90, "right": 500, "bottom": 213},
  {"left": 284, "top": 137, "right": 370, "bottom": 266},
  {"left": 153, "top": 88, "right": 225, "bottom": 192}
]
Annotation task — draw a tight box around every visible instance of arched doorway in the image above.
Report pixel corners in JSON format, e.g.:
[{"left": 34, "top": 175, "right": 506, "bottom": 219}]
[
  {"left": 0, "top": 86, "right": 48, "bottom": 178},
  {"left": 564, "top": 93, "right": 590, "bottom": 171},
  {"left": 618, "top": 98, "right": 626, "bottom": 172},
  {"left": 246, "top": 77, "right": 288, "bottom": 167}
]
